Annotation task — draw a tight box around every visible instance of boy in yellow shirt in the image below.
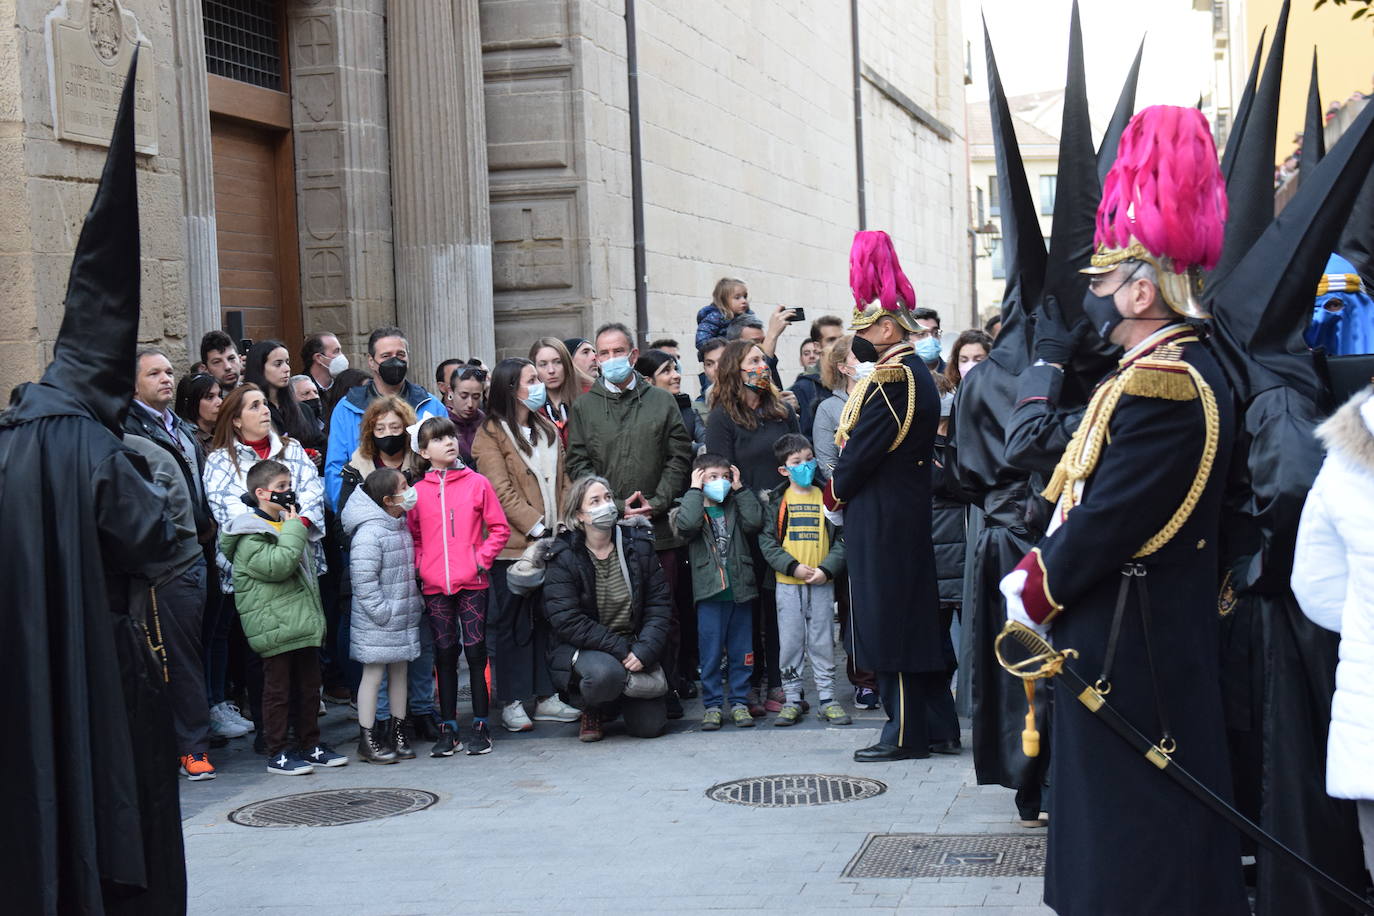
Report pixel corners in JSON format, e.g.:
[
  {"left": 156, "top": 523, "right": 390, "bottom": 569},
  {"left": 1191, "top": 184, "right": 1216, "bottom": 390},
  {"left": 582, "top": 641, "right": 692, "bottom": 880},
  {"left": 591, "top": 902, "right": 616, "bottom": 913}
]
[{"left": 759, "top": 434, "right": 848, "bottom": 726}]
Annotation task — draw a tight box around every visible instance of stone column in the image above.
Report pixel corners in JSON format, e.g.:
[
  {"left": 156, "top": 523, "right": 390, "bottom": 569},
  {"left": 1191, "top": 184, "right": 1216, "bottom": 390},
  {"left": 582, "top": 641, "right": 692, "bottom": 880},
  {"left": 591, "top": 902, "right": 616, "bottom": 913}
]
[
  {"left": 169, "top": 0, "right": 222, "bottom": 363},
  {"left": 386, "top": 0, "right": 494, "bottom": 375}
]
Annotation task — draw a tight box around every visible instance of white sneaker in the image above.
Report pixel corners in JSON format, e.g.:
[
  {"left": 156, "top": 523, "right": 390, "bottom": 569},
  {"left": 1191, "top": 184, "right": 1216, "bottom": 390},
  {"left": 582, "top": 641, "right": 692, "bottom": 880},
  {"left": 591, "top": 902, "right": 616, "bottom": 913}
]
[
  {"left": 209, "top": 702, "right": 250, "bottom": 739},
  {"left": 501, "top": 700, "right": 533, "bottom": 732},
  {"left": 220, "top": 701, "right": 255, "bottom": 732},
  {"left": 532, "top": 695, "right": 581, "bottom": 723}
]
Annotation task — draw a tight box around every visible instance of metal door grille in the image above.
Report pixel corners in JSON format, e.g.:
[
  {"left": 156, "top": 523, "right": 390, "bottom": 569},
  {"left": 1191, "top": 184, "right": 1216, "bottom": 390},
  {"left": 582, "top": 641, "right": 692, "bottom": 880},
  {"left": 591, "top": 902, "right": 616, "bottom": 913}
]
[{"left": 202, "top": 0, "right": 282, "bottom": 90}]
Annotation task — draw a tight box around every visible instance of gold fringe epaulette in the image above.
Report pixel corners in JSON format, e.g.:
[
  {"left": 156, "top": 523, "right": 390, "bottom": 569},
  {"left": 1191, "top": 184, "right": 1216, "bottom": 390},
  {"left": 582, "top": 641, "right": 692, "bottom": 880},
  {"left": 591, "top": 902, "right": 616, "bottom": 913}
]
[
  {"left": 1120, "top": 354, "right": 1201, "bottom": 401},
  {"left": 1041, "top": 342, "right": 1219, "bottom": 557}
]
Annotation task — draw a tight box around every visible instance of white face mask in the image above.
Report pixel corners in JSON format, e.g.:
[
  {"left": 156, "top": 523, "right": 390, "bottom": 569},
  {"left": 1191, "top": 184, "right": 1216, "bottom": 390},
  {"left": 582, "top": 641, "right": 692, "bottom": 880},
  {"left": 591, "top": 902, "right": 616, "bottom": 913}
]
[
  {"left": 395, "top": 487, "right": 418, "bottom": 511},
  {"left": 327, "top": 353, "right": 349, "bottom": 378},
  {"left": 853, "top": 361, "right": 876, "bottom": 381}
]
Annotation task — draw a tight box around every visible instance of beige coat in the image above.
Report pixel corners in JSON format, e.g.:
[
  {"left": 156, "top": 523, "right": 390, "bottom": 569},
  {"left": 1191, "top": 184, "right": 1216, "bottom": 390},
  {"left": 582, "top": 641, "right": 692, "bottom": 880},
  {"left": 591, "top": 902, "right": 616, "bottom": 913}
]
[{"left": 471, "top": 419, "right": 569, "bottom": 561}]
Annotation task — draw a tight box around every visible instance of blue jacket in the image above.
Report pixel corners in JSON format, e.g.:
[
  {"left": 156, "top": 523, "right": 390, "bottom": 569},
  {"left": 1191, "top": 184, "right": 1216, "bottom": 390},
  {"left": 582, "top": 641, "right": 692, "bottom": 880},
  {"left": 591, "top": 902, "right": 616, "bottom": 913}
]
[
  {"left": 324, "top": 381, "right": 444, "bottom": 510},
  {"left": 695, "top": 303, "right": 754, "bottom": 355}
]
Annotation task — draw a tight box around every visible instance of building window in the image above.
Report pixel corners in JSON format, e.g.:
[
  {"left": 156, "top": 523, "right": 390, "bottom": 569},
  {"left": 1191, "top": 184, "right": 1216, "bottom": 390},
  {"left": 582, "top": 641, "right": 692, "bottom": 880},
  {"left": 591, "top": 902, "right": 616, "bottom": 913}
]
[
  {"left": 203, "top": 0, "right": 283, "bottom": 90},
  {"left": 976, "top": 187, "right": 985, "bottom": 226},
  {"left": 990, "top": 237, "right": 1004, "bottom": 280},
  {"left": 1039, "top": 175, "right": 1057, "bottom": 216},
  {"left": 989, "top": 177, "right": 1000, "bottom": 217}
]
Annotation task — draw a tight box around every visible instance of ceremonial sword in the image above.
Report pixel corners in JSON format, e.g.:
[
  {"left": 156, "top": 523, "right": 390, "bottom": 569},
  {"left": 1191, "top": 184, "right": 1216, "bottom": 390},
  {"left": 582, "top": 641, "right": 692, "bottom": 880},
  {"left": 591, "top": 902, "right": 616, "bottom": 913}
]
[{"left": 995, "top": 620, "right": 1374, "bottom": 915}]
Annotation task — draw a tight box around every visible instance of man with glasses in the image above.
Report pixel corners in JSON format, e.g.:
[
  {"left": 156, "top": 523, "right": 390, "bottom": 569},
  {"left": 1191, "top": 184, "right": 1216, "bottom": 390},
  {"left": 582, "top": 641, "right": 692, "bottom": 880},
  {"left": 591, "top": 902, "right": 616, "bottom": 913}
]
[{"left": 907, "top": 307, "right": 944, "bottom": 370}]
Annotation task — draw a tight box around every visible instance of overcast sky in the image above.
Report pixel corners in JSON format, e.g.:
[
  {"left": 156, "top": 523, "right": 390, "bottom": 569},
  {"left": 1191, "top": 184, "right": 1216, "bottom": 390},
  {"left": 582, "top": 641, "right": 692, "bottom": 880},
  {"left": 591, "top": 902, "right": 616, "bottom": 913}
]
[{"left": 964, "top": 0, "right": 1216, "bottom": 131}]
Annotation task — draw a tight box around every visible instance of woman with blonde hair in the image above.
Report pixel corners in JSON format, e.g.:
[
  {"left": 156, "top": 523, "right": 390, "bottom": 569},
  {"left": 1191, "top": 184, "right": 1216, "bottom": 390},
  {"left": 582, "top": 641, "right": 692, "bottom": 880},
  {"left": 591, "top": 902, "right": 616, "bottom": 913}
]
[
  {"left": 528, "top": 337, "right": 586, "bottom": 446},
  {"left": 812, "top": 335, "right": 855, "bottom": 477}
]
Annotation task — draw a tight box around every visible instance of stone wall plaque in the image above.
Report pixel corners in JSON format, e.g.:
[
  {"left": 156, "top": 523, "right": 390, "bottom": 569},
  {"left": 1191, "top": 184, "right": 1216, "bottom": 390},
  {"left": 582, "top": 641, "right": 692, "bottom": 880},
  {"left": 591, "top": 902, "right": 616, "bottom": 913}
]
[{"left": 46, "top": 0, "right": 158, "bottom": 154}]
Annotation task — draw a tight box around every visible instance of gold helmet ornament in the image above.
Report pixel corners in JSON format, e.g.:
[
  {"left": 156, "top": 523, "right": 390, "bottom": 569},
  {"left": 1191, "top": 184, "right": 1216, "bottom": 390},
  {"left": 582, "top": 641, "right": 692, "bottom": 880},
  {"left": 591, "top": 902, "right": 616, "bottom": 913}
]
[
  {"left": 849, "top": 230, "right": 922, "bottom": 332},
  {"left": 1080, "top": 105, "right": 1229, "bottom": 320}
]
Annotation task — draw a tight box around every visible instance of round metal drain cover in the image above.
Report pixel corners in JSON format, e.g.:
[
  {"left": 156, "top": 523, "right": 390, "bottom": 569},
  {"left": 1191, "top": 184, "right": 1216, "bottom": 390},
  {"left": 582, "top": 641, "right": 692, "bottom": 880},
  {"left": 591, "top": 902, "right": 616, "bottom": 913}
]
[
  {"left": 229, "top": 787, "right": 438, "bottom": 828},
  {"left": 706, "top": 774, "right": 886, "bottom": 808}
]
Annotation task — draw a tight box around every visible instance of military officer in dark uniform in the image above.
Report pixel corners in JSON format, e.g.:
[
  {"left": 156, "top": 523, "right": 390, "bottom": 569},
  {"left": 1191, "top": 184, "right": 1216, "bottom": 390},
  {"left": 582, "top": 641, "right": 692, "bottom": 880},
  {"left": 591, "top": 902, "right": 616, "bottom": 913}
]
[
  {"left": 824, "top": 230, "right": 959, "bottom": 762},
  {"left": 1002, "top": 106, "right": 1248, "bottom": 916}
]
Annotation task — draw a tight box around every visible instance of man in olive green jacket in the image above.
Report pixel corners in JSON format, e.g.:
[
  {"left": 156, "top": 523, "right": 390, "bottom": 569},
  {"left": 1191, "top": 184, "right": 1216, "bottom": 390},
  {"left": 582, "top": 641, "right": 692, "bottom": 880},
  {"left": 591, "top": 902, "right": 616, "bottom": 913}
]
[{"left": 566, "top": 323, "right": 693, "bottom": 551}]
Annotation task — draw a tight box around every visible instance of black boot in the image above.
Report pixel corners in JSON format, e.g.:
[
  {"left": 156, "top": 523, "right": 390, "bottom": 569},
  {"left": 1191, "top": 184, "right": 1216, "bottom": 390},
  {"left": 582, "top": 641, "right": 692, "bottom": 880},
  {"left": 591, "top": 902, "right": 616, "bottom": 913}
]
[
  {"left": 357, "top": 725, "right": 397, "bottom": 765},
  {"left": 411, "top": 712, "right": 439, "bottom": 741},
  {"left": 390, "top": 717, "right": 417, "bottom": 759},
  {"left": 374, "top": 717, "right": 393, "bottom": 750}
]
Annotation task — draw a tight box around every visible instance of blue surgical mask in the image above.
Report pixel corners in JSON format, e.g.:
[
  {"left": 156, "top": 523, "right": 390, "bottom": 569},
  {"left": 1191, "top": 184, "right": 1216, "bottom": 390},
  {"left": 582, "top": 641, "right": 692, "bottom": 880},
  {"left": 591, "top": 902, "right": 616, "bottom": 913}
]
[
  {"left": 521, "top": 381, "right": 548, "bottom": 411},
  {"left": 703, "top": 479, "right": 731, "bottom": 502},
  {"left": 915, "top": 337, "right": 942, "bottom": 363},
  {"left": 852, "top": 361, "right": 876, "bottom": 381},
  {"left": 787, "top": 459, "right": 817, "bottom": 488},
  {"left": 600, "top": 356, "right": 633, "bottom": 384}
]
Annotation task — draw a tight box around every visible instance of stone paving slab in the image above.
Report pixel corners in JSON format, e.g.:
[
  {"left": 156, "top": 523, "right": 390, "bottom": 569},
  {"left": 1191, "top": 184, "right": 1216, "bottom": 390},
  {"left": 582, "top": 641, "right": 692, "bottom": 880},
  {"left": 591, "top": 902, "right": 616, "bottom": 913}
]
[{"left": 183, "top": 689, "right": 1053, "bottom": 913}]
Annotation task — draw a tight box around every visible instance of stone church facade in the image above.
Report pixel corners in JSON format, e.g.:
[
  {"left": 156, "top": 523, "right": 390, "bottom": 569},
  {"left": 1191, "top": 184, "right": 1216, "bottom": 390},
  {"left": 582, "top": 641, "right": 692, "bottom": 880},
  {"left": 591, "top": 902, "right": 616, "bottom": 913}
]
[{"left": 0, "top": 0, "right": 968, "bottom": 393}]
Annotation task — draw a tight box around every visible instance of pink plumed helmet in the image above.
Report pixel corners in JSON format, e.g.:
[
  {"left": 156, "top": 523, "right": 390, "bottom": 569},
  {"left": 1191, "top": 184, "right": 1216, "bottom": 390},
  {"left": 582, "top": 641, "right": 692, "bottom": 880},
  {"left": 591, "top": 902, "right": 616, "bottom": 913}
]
[
  {"left": 849, "top": 230, "right": 920, "bottom": 331},
  {"left": 1083, "top": 105, "right": 1228, "bottom": 319}
]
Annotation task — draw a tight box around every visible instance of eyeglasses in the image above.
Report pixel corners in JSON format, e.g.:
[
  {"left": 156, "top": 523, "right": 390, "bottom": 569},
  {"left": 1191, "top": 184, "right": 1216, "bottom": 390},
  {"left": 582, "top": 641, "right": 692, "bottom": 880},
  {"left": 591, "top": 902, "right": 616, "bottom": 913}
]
[
  {"left": 909, "top": 327, "right": 941, "bottom": 340},
  {"left": 455, "top": 367, "right": 487, "bottom": 382}
]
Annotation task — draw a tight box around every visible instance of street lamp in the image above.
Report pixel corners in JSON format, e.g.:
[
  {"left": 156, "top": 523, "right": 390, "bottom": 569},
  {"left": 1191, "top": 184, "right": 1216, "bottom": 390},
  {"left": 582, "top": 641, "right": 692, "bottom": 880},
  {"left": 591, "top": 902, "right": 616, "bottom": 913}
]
[{"left": 975, "top": 221, "right": 1000, "bottom": 258}]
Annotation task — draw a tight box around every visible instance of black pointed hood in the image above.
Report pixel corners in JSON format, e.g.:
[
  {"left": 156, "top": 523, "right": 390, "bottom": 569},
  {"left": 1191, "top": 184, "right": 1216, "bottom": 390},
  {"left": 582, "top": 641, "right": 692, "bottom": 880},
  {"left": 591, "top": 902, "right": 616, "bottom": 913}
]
[
  {"left": 1096, "top": 39, "right": 1143, "bottom": 187},
  {"left": 1209, "top": 97, "right": 1374, "bottom": 403},
  {"left": 1212, "top": 0, "right": 1289, "bottom": 289},
  {"left": 1337, "top": 158, "right": 1374, "bottom": 290},
  {"left": 1299, "top": 50, "right": 1326, "bottom": 181},
  {"left": 982, "top": 16, "right": 1046, "bottom": 374},
  {"left": 38, "top": 51, "right": 142, "bottom": 435},
  {"left": 1042, "top": 2, "right": 1097, "bottom": 327},
  {"left": 1220, "top": 30, "right": 1266, "bottom": 182}
]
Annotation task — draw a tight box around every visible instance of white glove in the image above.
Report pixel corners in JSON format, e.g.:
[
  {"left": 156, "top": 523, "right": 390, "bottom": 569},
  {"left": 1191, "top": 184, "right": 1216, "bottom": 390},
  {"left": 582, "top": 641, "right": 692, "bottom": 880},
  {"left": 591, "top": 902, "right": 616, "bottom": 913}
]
[
  {"left": 1000, "top": 568, "right": 1050, "bottom": 638},
  {"left": 823, "top": 507, "right": 844, "bottom": 527}
]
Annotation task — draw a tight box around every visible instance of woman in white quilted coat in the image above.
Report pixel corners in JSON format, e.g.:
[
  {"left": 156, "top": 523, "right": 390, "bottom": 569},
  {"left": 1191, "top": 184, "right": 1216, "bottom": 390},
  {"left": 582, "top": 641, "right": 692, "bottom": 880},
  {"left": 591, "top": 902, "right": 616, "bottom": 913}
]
[
  {"left": 341, "top": 467, "right": 423, "bottom": 764},
  {"left": 1292, "top": 385, "right": 1374, "bottom": 877}
]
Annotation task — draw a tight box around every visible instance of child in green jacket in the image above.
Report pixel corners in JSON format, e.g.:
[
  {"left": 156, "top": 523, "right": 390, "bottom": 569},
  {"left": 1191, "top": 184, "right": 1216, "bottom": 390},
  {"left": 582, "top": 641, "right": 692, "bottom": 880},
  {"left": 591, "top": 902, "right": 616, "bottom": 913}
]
[
  {"left": 671, "top": 453, "right": 763, "bottom": 731},
  {"left": 221, "top": 459, "right": 347, "bottom": 776}
]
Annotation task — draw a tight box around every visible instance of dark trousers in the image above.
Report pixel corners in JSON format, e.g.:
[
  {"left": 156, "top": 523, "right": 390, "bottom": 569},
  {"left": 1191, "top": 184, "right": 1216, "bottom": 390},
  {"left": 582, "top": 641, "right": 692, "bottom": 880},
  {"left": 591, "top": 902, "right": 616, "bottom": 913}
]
[
  {"left": 876, "top": 670, "right": 959, "bottom": 749},
  {"left": 572, "top": 649, "right": 666, "bottom": 738},
  {"left": 261, "top": 647, "right": 321, "bottom": 756},
  {"left": 654, "top": 548, "right": 682, "bottom": 688},
  {"left": 156, "top": 557, "right": 210, "bottom": 755},
  {"left": 837, "top": 571, "right": 876, "bottom": 690},
  {"left": 317, "top": 529, "right": 346, "bottom": 690},
  {"left": 488, "top": 561, "right": 553, "bottom": 702},
  {"left": 200, "top": 562, "right": 230, "bottom": 706}
]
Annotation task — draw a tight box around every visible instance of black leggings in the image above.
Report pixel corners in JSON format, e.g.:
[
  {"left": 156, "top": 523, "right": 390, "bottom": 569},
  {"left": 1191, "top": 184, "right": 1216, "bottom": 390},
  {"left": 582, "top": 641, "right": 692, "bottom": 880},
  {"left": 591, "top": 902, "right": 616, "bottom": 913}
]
[{"left": 435, "top": 641, "right": 489, "bottom": 722}]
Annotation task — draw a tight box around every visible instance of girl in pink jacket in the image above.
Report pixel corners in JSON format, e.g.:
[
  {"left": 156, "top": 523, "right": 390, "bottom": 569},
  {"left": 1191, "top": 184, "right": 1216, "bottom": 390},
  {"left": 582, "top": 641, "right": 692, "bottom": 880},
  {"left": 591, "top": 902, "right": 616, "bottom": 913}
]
[{"left": 409, "top": 417, "right": 511, "bottom": 757}]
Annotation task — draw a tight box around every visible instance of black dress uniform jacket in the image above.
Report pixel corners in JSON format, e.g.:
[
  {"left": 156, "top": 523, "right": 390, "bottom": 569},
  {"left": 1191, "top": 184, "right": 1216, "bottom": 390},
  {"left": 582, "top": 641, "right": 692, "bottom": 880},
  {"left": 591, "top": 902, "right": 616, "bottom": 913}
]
[
  {"left": 825, "top": 343, "right": 946, "bottom": 673},
  {"left": 1020, "top": 328, "right": 1248, "bottom": 916}
]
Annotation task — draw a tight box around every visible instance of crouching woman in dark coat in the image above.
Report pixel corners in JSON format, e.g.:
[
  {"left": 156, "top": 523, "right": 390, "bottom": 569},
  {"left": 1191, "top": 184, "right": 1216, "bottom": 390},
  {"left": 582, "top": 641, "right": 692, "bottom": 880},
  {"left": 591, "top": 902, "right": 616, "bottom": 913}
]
[{"left": 542, "top": 475, "right": 673, "bottom": 742}]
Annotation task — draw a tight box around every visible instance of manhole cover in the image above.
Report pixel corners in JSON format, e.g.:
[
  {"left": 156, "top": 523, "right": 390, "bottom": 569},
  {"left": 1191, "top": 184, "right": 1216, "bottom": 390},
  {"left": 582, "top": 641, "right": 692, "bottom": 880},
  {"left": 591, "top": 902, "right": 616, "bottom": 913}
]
[
  {"left": 229, "top": 788, "right": 438, "bottom": 828},
  {"left": 844, "top": 833, "right": 1045, "bottom": 878},
  {"left": 706, "top": 774, "right": 886, "bottom": 808}
]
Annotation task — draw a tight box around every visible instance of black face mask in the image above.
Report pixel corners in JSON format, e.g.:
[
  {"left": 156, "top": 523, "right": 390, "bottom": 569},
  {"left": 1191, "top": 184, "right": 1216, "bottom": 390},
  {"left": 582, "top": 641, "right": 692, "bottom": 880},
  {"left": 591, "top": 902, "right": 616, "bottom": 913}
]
[
  {"left": 377, "top": 357, "right": 408, "bottom": 387},
  {"left": 1081, "top": 262, "right": 1144, "bottom": 343},
  {"left": 301, "top": 398, "right": 322, "bottom": 421},
  {"left": 375, "top": 434, "right": 406, "bottom": 456},
  {"left": 269, "top": 489, "right": 300, "bottom": 512}
]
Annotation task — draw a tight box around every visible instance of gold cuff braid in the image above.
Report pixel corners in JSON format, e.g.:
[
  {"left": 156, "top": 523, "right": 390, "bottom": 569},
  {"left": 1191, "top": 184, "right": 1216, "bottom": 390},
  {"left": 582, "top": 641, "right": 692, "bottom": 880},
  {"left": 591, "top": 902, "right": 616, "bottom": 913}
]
[{"left": 1042, "top": 354, "right": 1220, "bottom": 558}]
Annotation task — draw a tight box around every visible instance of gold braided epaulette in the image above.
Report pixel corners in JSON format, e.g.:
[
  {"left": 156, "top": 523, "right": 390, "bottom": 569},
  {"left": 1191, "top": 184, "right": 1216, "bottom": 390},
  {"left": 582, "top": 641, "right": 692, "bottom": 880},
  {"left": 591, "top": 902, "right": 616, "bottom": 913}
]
[
  {"left": 1120, "top": 357, "right": 1200, "bottom": 401},
  {"left": 833, "top": 364, "right": 916, "bottom": 452},
  {"left": 1041, "top": 346, "right": 1220, "bottom": 558}
]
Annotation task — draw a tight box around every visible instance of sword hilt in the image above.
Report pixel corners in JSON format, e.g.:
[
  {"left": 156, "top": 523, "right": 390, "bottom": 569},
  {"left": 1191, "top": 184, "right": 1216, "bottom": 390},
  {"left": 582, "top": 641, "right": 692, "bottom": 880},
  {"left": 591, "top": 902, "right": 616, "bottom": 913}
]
[{"left": 995, "top": 620, "right": 1077, "bottom": 681}]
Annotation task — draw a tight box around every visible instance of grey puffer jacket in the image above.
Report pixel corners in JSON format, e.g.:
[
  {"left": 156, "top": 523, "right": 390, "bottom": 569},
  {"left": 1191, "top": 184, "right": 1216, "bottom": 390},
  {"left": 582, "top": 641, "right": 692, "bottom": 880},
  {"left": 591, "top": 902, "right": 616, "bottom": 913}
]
[{"left": 341, "top": 487, "right": 422, "bottom": 664}]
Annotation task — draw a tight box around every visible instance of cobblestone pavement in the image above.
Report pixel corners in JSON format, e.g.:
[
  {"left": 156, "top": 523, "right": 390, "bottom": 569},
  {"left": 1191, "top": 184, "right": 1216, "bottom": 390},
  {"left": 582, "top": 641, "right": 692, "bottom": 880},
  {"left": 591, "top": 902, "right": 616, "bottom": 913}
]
[{"left": 183, "top": 690, "right": 1053, "bottom": 914}]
